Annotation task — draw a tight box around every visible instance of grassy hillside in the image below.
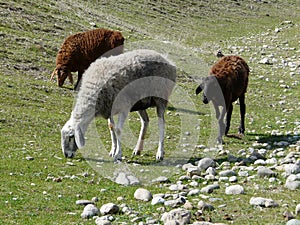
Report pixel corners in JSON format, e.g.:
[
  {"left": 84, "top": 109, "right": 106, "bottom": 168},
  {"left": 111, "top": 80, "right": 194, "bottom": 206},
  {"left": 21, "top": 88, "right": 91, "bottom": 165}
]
[{"left": 0, "top": 0, "right": 299, "bottom": 224}]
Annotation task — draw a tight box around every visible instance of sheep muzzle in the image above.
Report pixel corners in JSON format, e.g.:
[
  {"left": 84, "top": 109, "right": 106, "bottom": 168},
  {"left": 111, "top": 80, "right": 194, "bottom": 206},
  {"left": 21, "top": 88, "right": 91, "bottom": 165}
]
[
  {"left": 61, "top": 125, "right": 78, "bottom": 158},
  {"left": 202, "top": 94, "right": 209, "bottom": 104}
]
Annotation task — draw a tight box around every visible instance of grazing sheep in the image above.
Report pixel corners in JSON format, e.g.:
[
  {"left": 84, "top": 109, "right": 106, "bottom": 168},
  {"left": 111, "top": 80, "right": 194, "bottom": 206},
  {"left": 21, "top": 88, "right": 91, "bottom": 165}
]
[
  {"left": 195, "top": 55, "right": 249, "bottom": 143},
  {"left": 61, "top": 49, "right": 176, "bottom": 161},
  {"left": 50, "top": 28, "right": 124, "bottom": 89}
]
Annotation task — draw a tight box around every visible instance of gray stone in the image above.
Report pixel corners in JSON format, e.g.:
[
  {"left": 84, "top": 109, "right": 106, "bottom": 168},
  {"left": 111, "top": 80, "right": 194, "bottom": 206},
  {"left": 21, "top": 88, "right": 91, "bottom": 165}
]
[
  {"left": 296, "top": 204, "right": 300, "bottom": 215},
  {"left": 206, "top": 167, "right": 217, "bottom": 176},
  {"left": 151, "top": 196, "right": 165, "bottom": 205},
  {"left": 229, "top": 176, "right": 238, "bottom": 183},
  {"left": 285, "top": 174, "right": 300, "bottom": 190},
  {"left": 161, "top": 208, "right": 191, "bottom": 225},
  {"left": 81, "top": 204, "right": 99, "bottom": 218},
  {"left": 115, "top": 172, "right": 140, "bottom": 185},
  {"left": 249, "top": 197, "right": 279, "bottom": 207},
  {"left": 219, "top": 170, "right": 237, "bottom": 177},
  {"left": 76, "top": 199, "right": 94, "bottom": 206},
  {"left": 99, "top": 203, "right": 119, "bottom": 215},
  {"left": 197, "top": 200, "right": 214, "bottom": 211},
  {"left": 95, "top": 217, "right": 112, "bottom": 225},
  {"left": 284, "top": 164, "right": 300, "bottom": 175},
  {"left": 187, "top": 189, "right": 200, "bottom": 196},
  {"left": 257, "top": 167, "right": 277, "bottom": 177},
  {"left": 286, "top": 219, "right": 300, "bottom": 225},
  {"left": 198, "top": 158, "right": 216, "bottom": 170},
  {"left": 200, "top": 184, "right": 220, "bottom": 193},
  {"left": 152, "top": 176, "right": 169, "bottom": 183},
  {"left": 225, "top": 185, "right": 245, "bottom": 195},
  {"left": 259, "top": 57, "right": 272, "bottom": 65},
  {"left": 186, "top": 166, "right": 201, "bottom": 177},
  {"left": 164, "top": 197, "right": 186, "bottom": 208},
  {"left": 134, "top": 188, "right": 152, "bottom": 202}
]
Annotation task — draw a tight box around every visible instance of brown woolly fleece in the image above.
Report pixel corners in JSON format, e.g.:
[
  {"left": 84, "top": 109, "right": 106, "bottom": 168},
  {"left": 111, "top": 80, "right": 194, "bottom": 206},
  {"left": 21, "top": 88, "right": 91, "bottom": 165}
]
[
  {"left": 196, "top": 55, "right": 250, "bottom": 143},
  {"left": 209, "top": 55, "right": 249, "bottom": 104},
  {"left": 51, "top": 28, "right": 124, "bottom": 89}
]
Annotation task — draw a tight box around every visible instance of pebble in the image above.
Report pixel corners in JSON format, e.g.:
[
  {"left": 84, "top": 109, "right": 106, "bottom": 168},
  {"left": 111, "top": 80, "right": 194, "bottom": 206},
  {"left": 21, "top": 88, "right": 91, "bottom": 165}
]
[
  {"left": 81, "top": 204, "right": 99, "bottom": 219},
  {"left": 257, "top": 167, "right": 277, "bottom": 177},
  {"left": 286, "top": 219, "right": 300, "bottom": 225},
  {"left": 198, "top": 158, "right": 216, "bottom": 170},
  {"left": 296, "top": 204, "right": 300, "bottom": 215},
  {"left": 134, "top": 188, "right": 152, "bottom": 202},
  {"left": 225, "top": 185, "right": 245, "bottom": 195},
  {"left": 161, "top": 208, "right": 191, "bottom": 225},
  {"left": 249, "top": 197, "right": 279, "bottom": 207},
  {"left": 219, "top": 170, "right": 236, "bottom": 177},
  {"left": 285, "top": 174, "right": 300, "bottom": 190},
  {"left": 188, "top": 189, "right": 200, "bottom": 196},
  {"left": 152, "top": 176, "right": 169, "bottom": 183},
  {"left": 115, "top": 172, "right": 140, "bottom": 185},
  {"left": 200, "top": 184, "right": 220, "bottom": 194},
  {"left": 164, "top": 197, "right": 186, "bottom": 208},
  {"left": 76, "top": 200, "right": 94, "bottom": 206},
  {"left": 99, "top": 203, "right": 119, "bottom": 215},
  {"left": 284, "top": 164, "right": 300, "bottom": 175},
  {"left": 25, "top": 156, "right": 34, "bottom": 161},
  {"left": 95, "top": 217, "right": 112, "bottom": 225},
  {"left": 151, "top": 196, "right": 165, "bottom": 205},
  {"left": 197, "top": 200, "right": 214, "bottom": 211}
]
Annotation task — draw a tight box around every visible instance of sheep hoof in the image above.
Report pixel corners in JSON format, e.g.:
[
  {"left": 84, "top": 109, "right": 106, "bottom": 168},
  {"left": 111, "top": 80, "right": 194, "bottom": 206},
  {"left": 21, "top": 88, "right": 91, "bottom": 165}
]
[
  {"left": 216, "top": 137, "right": 225, "bottom": 144},
  {"left": 132, "top": 149, "right": 141, "bottom": 156},
  {"left": 113, "top": 154, "right": 122, "bottom": 162},
  {"left": 156, "top": 151, "right": 164, "bottom": 161}
]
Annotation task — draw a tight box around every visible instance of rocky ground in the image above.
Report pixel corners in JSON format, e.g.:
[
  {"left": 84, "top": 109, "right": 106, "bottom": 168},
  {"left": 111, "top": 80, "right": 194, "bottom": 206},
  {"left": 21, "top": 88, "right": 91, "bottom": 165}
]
[{"left": 71, "top": 21, "right": 300, "bottom": 225}]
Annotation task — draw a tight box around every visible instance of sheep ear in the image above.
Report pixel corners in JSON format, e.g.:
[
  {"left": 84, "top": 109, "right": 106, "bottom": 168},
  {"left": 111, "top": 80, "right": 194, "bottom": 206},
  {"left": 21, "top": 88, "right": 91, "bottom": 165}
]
[
  {"left": 75, "top": 125, "right": 85, "bottom": 148},
  {"left": 50, "top": 69, "right": 57, "bottom": 81},
  {"left": 195, "top": 84, "right": 203, "bottom": 95}
]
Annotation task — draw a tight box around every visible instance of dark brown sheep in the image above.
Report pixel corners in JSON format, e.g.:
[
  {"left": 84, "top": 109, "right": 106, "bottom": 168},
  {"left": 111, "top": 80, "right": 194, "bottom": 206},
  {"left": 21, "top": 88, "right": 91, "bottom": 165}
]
[
  {"left": 196, "top": 55, "right": 249, "bottom": 143},
  {"left": 50, "top": 28, "right": 124, "bottom": 89}
]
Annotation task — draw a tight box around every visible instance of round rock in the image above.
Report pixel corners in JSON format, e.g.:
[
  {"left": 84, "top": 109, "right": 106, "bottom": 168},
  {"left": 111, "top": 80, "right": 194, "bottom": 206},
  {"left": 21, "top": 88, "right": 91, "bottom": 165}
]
[
  {"left": 257, "top": 167, "right": 277, "bottom": 177},
  {"left": 296, "top": 204, "right": 300, "bottom": 215},
  {"left": 198, "top": 157, "right": 216, "bottom": 170},
  {"left": 100, "top": 203, "right": 119, "bottom": 215},
  {"left": 225, "top": 185, "right": 245, "bottom": 195},
  {"left": 134, "top": 188, "right": 152, "bottom": 202},
  {"left": 161, "top": 208, "right": 191, "bottom": 225},
  {"left": 81, "top": 204, "right": 99, "bottom": 219},
  {"left": 286, "top": 219, "right": 300, "bottom": 225}
]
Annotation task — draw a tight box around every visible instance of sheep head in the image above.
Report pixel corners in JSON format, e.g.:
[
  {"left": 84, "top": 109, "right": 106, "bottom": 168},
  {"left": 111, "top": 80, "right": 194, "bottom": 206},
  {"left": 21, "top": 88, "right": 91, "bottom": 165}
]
[
  {"left": 50, "top": 66, "right": 74, "bottom": 87},
  {"left": 196, "top": 76, "right": 216, "bottom": 104},
  {"left": 196, "top": 76, "right": 224, "bottom": 106},
  {"left": 61, "top": 119, "right": 86, "bottom": 158}
]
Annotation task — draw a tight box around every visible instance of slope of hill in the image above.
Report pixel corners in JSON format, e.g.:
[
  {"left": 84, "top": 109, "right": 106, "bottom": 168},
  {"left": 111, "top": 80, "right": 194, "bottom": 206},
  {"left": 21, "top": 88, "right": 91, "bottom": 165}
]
[{"left": 0, "top": 0, "right": 299, "bottom": 224}]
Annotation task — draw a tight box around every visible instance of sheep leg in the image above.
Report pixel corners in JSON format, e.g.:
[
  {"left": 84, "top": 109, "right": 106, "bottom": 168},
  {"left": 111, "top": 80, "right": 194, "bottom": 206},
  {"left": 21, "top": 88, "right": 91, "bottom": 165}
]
[
  {"left": 238, "top": 95, "right": 246, "bottom": 135},
  {"left": 108, "top": 118, "right": 117, "bottom": 158},
  {"left": 217, "top": 106, "right": 226, "bottom": 144},
  {"left": 74, "top": 70, "right": 84, "bottom": 90},
  {"left": 112, "top": 111, "right": 128, "bottom": 161},
  {"left": 133, "top": 110, "right": 149, "bottom": 156},
  {"left": 225, "top": 103, "right": 233, "bottom": 136},
  {"left": 155, "top": 99, "right": 167, "bottom": 161}
]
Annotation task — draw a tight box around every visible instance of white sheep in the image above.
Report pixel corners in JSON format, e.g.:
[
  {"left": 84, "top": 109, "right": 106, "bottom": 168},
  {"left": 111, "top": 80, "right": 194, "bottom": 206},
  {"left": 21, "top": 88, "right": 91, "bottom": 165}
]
[{"left": 61, "top": 49, "right": 176, "bottom": 161}]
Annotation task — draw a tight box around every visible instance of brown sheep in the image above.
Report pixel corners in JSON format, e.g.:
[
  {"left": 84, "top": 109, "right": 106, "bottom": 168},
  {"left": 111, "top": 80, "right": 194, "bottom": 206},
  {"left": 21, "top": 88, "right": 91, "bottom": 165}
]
[
  {"left": 50, "top": 28, "right": 124, "bottom": 89},
  {"left": 196, "top": 55, "right": 249, "bottom": 144}
]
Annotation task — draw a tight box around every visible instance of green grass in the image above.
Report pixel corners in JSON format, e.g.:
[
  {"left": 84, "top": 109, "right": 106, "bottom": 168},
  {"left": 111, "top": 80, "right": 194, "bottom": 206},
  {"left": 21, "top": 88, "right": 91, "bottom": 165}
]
[{"left": 1, "top": 0, "right": 300, "bottom": 224}]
